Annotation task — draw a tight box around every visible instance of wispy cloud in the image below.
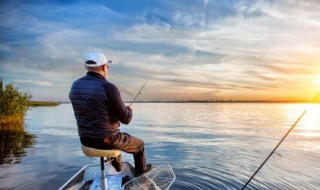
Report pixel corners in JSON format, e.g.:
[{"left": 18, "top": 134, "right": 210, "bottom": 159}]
[{"left": 14, "top": 80, "right": 52, "bottom": 87}]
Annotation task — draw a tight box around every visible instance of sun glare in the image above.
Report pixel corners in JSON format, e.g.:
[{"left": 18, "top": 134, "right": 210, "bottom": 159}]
[
  {"left": 313, "top": 77, "right": 320, "bottom": 88},
  {"left": 298, "top": 104, "right": 320, "bottom": 136}
]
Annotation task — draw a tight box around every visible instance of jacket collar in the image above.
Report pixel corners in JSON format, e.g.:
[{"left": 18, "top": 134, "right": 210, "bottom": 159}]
[{"left": 87, "top": 72, "right": 105, "bottom": 79}]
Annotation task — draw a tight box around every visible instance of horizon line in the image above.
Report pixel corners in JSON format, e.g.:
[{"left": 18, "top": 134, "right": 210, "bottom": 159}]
[{"left": 32, "top": 99, "right": 320, "bottom": 104}]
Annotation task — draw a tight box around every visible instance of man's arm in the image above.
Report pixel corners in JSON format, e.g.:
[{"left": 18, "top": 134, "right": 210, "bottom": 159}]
[{"left": 106, "top": 83, "right": 132, "bottom": 124}]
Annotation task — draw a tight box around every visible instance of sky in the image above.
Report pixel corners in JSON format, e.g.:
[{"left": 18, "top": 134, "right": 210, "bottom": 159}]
[{"left": 0, "top": 0, "right": 320, "bottom": 102}]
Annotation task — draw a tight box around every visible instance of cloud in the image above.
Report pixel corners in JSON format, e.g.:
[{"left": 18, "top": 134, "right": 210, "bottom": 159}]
[
  {"left": 14, "top": 80, "right": 52, "bottom": 87},
  {"left": 1, "top": 0, "right": 320, "bottom": 101}
]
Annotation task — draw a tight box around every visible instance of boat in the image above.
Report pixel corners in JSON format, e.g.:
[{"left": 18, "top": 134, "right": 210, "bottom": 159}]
[
  {"left": 58, "top": 161, "right": 175, "bottom": 190},
  {"left": 58, "top": 145, "right": 175, "bottom": 190}
]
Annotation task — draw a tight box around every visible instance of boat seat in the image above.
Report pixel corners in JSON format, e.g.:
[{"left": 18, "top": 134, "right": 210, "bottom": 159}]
[
  {"left": 81, "top": 145, "right": 121, "bottom": 190},
  {"left": 81, "top": 145, "right": 120, "bottom": 158}
]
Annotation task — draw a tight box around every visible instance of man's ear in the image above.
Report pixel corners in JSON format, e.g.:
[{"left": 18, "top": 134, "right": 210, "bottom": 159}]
[{"left": 101, "top": 65, "right": 106, "bottom": 72}]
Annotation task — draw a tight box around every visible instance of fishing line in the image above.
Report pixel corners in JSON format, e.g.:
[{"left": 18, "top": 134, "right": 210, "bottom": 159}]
[
  {"left": 241, "top": 92, "right": 320, "bottom": 190},
  {"left": 130, "top": 76, "right": 152, "bottom": 104}
]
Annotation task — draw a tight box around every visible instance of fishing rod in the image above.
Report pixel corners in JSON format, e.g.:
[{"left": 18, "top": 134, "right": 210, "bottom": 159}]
[
  {"left": 241, "top": 92, "right": 320, "bottom": 190},
  {"left": 130, "top": 76, "right": 152, "bottom": 104}
]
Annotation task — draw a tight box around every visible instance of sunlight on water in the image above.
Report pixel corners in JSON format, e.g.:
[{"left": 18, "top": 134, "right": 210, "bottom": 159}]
[
  {"left": 287, "top": 104, "right": 320, "bottom": 153},
  {"left": 299, "top": 104, "right": 320, "bottom": 132}
]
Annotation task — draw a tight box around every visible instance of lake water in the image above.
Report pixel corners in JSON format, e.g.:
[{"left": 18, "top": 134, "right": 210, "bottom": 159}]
[{"left": 0, "top": 103, "right": 320, "bottom": 190}]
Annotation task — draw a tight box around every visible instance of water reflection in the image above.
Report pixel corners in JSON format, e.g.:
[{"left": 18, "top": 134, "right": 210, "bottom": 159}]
[
  {"left": 0, "top": 123, "right": 36, "bottom": 165},
  {"left": 0, "top": 104, "right": 319, "bottom": 190}
]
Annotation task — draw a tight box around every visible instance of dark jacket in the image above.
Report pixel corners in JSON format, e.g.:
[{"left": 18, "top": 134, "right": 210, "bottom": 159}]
[{"left": 69, "top": 72, "right": 132, "bottom": 138}]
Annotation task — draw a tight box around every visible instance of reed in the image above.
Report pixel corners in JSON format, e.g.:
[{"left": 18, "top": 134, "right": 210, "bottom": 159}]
[{"left": 0, "top": 79, "right": 31, "bottom": 127}]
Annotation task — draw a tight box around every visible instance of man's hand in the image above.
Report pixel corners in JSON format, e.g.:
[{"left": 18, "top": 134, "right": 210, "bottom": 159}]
[{"left": 127, "top": 104, "right": 134, "bottom": 112}]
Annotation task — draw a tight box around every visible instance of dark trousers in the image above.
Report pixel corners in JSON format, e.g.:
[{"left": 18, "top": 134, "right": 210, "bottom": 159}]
[{"left": 80, "top": 133, "right": 146, "bottom": 175}]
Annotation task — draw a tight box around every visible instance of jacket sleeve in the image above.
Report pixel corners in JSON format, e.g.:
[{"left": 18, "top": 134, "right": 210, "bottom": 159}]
[{"left": 105, "top": 83, "right": 132, "bottom": 124}]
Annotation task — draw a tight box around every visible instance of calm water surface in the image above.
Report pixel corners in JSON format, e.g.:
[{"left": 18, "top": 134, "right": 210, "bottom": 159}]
[{"left": 0, "top": 103, "right": 320, "bottom": 190}]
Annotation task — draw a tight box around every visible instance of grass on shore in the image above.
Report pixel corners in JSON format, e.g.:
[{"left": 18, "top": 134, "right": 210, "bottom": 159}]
[
  {"left": 29, "top": 101, "right": 60, "bottom": 107},
  {"left": 1, "top": 101, "right": 60, "bottom": 127},
  {"left": 0, "top": 100, "right": 60, "bottom": 127},
  {"left": 0, "top": 79, "right": 61, "bottom": 127}
]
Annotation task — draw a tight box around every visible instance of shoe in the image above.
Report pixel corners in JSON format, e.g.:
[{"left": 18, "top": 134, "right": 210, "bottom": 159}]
[
  {"left": 122, "top": 175, "right": 131, "bottom": 185},
  {"left": 134, "top": 163, "right": 153, "bottom": 177},
  {"left": 144, "top": 163, "right": 153, "bottom": 173},
  {"left": 111, "top": 160, "right": 122, "bottom": 172},
  {"left": 110, "top": 154, "right": 122, "bottom": 172}
]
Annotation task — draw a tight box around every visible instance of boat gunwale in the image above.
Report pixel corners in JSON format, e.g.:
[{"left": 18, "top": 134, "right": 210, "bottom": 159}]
[{"left": 58, "top": 163, "right": 100, "bottom": 190}]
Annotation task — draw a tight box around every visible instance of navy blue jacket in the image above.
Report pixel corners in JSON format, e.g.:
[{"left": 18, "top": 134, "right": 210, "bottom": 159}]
[{"left": 69, "top": 72, "right": 132, "bottom": 138}]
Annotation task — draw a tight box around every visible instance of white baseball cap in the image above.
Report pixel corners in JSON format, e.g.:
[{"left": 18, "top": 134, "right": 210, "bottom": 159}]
[{"left": 84, "top": 50, "right": 112, "bottom": 67}]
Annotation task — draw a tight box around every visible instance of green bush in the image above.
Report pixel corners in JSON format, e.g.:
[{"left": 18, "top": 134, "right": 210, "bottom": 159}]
[{"left": 0, "top": 79, "right": 32, "bottom": 126}]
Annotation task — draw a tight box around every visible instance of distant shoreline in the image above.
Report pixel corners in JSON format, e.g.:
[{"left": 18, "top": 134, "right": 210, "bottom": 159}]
[
  {"left": 50, "top": 100, "right": 319, "bottom": 104},
  {"left": 125, "top": 100, "right": 318, "bottom": 103}
]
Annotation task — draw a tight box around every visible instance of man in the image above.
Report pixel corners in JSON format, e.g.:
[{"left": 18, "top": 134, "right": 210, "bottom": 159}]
[{"left": 69, "top": 50, "right": 152, "bottom": 176}]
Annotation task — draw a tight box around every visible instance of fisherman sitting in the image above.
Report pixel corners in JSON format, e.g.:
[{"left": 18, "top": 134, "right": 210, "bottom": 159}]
[{"left": 69, "top": 50, "right": 152, "bottom": 176}]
